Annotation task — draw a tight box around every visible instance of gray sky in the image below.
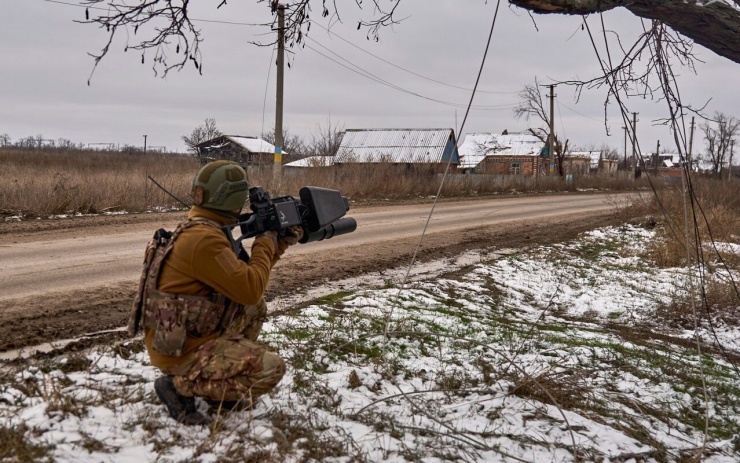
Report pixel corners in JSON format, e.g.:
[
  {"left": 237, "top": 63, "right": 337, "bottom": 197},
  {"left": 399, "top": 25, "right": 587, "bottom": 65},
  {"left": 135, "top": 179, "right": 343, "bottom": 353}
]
[{"left": 2, "top": 0, "right": 738, "bottom": 154}]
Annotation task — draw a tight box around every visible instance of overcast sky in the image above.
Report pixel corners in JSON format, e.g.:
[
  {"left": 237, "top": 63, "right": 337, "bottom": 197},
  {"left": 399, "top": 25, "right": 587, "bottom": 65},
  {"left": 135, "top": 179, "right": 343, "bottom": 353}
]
[{"left": 2, "top": 0, "right": 738, "bottom": 154}]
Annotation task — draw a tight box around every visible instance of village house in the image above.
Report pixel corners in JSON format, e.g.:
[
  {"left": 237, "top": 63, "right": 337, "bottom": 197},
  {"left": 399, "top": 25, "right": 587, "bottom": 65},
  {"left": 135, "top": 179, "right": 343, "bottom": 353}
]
[
  {"left": 458, "top": 132, "right": 545, "bottom": 176},
  {"left": 195, "top": 135, "right": 291, "bottom": 168},
  {"left": 460, "top": 133, "right": 622, "bottom": 177},
  {"left": 285, "top": 128, "right": 460, "bottom": 173},
  {"left": 567, "top": 151, "right": 619, "bottom": 176}
]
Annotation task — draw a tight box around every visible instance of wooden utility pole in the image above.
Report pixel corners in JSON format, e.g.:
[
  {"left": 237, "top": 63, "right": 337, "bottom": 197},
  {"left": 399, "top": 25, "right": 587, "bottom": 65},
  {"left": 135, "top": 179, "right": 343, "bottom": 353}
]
[
  {"left": 274, "top": 4, "right": 286, "bottom": 177},
  {"left": 688, "top": 116, "right": 695, "bottom": 168},
  {"left": 730, "top": 140, "right": 735, "bottom": 181},
  {"left": 622, "top": 126, "right": 627, "bottom": 170},
  {"left": 143, "top": 134, "right": 149, "bottom": 207},
  {"left": 631, "top": 112, "right": 638, "bottom": 168},
  {"left": 654, "top": 140, "right": 660, "bottom": 174},
  {"left": 548, "top": 84, "right": 555, "bottom": 175}
]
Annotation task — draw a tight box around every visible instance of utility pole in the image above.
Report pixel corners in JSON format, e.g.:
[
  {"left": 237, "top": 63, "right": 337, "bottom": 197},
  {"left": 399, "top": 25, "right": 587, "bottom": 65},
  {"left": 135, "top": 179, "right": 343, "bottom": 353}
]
[
  {"left": 631, "top": 112, "right": 638, "bottom": 170},
  {"left": 688, "top": 116, "right": 695, "bottom": 168},
  {"left": 622, "top": 126, "right": 627, "bottom": 170},
  {"left": 143, "top": 134, "right": 149, "bottom": 207},
  {"left": 730, "top": 139, "right": 735, "bottom": 181},
  {"left": 654, "top": 139, "right": 660, "bottom": 175},
  {"left": 548, "top": 84, "right": 556, "bottom": 176},
  {"left": 274, "top": 4, "right": 286, "bottom": 178}
]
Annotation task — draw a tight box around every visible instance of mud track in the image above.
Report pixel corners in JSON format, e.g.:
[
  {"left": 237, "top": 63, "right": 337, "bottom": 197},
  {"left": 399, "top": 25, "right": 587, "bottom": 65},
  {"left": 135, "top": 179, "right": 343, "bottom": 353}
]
[{"left": 0, "top": 193, "right": 628, "bottom": 352}]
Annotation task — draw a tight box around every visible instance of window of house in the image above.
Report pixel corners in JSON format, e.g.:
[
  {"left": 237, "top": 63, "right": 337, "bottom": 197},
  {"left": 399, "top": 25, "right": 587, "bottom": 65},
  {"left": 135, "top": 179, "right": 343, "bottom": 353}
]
[{"left": 510, "top": 161, "right": 521, "bottom": 175}]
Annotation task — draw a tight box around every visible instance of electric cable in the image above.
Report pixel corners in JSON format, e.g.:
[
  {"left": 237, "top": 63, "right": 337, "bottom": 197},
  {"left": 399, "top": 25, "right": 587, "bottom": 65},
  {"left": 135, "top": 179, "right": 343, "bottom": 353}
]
[
  {"left": 261, "top": 46, "right": 276, "bottom": 142},
  {"left": 306, "top": 19, "right": 519, "bottom": 95},
  {"left": 304, "top": 37, "right": 518, "bottom": 111},
  {"left": 556, "top": 98, "right": 567, "bottom": 143},
  {"left": 558, "top": 101, "right": 603, "bottom": 123},
  {"left": 380, "top": 0, "right": 497, "bottom": 357}
]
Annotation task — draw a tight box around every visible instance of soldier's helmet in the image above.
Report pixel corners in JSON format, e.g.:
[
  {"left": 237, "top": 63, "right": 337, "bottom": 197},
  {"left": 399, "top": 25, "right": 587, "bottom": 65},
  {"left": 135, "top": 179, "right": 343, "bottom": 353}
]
[{"left": 192, "top": 160, "right": 249, "bottom": 212}]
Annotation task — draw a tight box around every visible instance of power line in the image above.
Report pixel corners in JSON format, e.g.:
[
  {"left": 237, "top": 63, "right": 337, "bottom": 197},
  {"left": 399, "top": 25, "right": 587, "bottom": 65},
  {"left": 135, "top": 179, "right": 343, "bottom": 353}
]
[
  {"left": 556, "top": 98, "right": 567, "bottom": 142},
  {"left": 261, "top": 47, "right": 276, "bottom": 139},
  {"left": 557, "top": 101, "right": 603, "bottom": 123},
  {"left": 306, "top": 19, "right": 519, "bottom": 95},
  {"left": 305, "top": 37, "right": 517, "bottom": 111}
]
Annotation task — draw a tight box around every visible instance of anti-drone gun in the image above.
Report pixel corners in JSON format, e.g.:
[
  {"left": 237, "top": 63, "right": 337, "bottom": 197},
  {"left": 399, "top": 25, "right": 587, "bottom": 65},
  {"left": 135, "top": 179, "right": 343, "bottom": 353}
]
[{"left": 226, "top": 186, "right": 357, "bottom": 254}]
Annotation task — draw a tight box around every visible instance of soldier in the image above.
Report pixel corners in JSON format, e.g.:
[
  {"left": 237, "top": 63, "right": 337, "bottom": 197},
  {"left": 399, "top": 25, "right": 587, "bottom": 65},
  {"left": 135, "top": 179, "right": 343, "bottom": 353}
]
[{"left": 128, "top": 160, "right": 301, "bottom": 425}]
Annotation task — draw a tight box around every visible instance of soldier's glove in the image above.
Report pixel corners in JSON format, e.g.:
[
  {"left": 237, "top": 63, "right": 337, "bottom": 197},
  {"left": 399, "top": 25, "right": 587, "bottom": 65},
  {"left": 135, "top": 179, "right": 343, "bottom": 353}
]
[
  {"left": 255, "top": 230, "right": 279, "bottom": 252},
  {"left": 279, "top": 226, "right": 304, "bottom": 246}
]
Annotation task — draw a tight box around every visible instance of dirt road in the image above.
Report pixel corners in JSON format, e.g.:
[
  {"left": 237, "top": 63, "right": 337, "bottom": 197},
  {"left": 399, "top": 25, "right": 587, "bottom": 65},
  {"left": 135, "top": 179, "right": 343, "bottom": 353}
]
[{"left": 0, "top": 192, "right": 631, "bottom": 351}]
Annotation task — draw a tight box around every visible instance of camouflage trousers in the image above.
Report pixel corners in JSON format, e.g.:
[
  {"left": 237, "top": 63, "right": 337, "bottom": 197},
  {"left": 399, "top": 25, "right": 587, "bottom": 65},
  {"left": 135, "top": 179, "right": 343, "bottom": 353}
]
[{"left": 166, "top": 299, "right": 286, "bottom": 403}]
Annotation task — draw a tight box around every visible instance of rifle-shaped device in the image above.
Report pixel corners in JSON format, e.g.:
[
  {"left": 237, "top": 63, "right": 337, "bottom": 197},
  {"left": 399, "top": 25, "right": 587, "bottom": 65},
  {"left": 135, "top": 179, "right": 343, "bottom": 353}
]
[{"left": 225, "top": 186, "right": 357, "bottom": 256}]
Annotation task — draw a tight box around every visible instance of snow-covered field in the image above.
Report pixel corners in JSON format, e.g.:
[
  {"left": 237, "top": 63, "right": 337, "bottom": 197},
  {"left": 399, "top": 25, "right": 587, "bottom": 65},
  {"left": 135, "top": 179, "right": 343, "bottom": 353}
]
[{"left": 1, "top": 224, "right": 739, "bottom": 462}]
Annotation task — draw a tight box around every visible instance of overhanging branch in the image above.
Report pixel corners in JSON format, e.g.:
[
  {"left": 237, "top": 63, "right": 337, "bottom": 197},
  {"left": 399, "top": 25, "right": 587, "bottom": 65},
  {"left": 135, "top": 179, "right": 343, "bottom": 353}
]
[{"left": 509, "top": 0, "right": 740, "bottom": 64}]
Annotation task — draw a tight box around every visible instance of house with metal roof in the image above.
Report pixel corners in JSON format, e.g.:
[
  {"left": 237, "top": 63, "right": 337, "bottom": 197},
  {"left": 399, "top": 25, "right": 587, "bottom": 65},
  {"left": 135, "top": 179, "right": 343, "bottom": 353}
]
[
  {"left": 458, "top": 132, "right": 546, "bottom": 175},
  {"left": 333, "top": 129, "right": 459, "bottom": 169},
  {"left": 458, "top": 132, "right": 545, "bottom": 170},
  {"left": 195, "top": 135, "right": 289, "bottom": 167}
]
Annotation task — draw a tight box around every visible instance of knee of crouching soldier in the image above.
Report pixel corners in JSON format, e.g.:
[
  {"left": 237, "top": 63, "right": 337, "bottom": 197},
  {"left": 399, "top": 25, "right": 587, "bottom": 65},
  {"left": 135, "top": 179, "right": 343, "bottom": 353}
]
[
  {"left": 262, "top": 352, "right": 286, "bottom": 386},
  {"left": 257, "top": 299, "right": 268, "bottom": 318}
]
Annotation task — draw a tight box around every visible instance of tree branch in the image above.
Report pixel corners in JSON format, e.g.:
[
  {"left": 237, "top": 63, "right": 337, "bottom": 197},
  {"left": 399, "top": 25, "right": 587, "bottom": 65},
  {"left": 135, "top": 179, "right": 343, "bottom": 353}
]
[{"left": 509, "top": 0, "right": 740, "bottom": 64}]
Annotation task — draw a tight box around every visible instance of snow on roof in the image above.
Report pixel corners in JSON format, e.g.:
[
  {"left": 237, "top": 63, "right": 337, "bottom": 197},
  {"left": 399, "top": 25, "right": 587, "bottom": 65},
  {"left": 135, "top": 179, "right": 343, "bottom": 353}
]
[
  {"left": 570, "top": 151, "right": 603, "bottom": 169},
  {"left": 198, "top": 135, "right": 288, "bottom": 155},
  {"left": 335, "top": 129, "right": 456, "bottom": 163},
  {"left": 656, "top": 153, "right": 685, "bottom": 165},
  {"left": 284, "top": 156, "right": 335, "bottom": 167},
  {"left": 227, "top": 136, "right": 288, "bottom": 155},
  {"left": 458, "top": 132, "right": 545, "bottom": 168}
]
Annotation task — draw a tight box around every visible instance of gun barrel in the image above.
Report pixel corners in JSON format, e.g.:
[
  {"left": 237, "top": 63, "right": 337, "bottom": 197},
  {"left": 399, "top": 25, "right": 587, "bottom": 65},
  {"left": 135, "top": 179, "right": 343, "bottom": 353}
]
[{"left": 301, "top": 217, "right": 357, "bottom": 243}]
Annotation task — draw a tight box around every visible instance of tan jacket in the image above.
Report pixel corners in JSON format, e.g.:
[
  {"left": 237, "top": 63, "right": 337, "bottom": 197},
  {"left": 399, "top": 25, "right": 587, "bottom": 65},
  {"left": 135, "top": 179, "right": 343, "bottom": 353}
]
[{"left": 145, "top": 206, "right": 284, "bottom": 370}]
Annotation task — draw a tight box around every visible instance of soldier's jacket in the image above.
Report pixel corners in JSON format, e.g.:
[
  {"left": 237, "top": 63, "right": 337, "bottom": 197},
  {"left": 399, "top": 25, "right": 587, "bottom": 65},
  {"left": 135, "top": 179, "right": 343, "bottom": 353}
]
[{"left": 140, "top": 206, "right": 285, "bottom": 371}]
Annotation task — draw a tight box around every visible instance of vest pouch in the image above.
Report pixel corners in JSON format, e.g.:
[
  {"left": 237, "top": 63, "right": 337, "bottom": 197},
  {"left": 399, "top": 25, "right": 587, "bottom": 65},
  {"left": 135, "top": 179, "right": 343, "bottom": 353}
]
[
  {"left": 148, "top": 298, "right": 188, "bottom": 357},
  {"left": 185, "top": 298, "right": 226, "bottom": 338}
]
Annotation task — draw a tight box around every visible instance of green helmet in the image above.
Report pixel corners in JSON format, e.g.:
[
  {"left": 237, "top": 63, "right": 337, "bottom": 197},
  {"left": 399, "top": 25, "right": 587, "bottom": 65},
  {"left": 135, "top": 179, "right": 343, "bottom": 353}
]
[{"left": 192, "top": 160, "right": 249, "bottom": 212}]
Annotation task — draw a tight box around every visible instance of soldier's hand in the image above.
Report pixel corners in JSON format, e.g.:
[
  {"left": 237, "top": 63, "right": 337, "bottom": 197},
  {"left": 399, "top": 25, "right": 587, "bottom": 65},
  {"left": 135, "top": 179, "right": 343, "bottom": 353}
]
[
  {"left": 255, "top": 230, "right": 279, "bottom": 251},
  {"left": 279, "top": 226, "right": 304, "bottom": 246}
]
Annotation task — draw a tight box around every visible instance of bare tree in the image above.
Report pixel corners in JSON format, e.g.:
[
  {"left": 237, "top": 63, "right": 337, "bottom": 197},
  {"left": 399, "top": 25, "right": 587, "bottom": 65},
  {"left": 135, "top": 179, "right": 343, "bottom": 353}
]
[
  {"left": 513, "top": 79, "right": 569, "bottom": 176},
  {"left": 0, "top": 133, "right": 10, "bottom": 148},
  {"left": 701, "top": 112, "right": 740, "bottom": 177},
  {"left": 510, "top": 0, "right": 740, "bottom": 64},
  {"left": 597, "top": 144, "right": 620, "bottom": 161},
  {"left": 306, "top": 119, "right": 345, "bottom": 157},
  {"left": 182, "top": 118, "right": 222, "bottom": 155},
  {"left": 80, "top": 0, "right": 402, "bottom": 80},
  {"left": 57, "top": 138, "right": 78, "bottom": 150},
  {"left": 261, "top": 126, "right": 307, "bottom": 158}
]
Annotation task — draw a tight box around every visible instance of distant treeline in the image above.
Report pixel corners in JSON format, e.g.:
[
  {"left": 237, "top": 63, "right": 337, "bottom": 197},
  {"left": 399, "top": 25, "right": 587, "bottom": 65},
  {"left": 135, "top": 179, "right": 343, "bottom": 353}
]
[{"left": 0, "top": 133, "right": 178, "bottom": 154}]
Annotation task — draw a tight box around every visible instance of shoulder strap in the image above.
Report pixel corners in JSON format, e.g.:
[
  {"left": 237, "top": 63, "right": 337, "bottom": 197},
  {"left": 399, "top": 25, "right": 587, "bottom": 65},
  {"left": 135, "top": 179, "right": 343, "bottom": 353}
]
[{"left": 145, "top": 217, "right": 223, "bottom": 293}]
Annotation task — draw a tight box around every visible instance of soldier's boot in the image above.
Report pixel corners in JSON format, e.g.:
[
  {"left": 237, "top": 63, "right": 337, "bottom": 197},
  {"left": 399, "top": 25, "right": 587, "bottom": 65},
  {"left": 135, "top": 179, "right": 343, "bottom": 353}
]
[{"left": 154, "top": 376, "right": 213, "bottom": 426}]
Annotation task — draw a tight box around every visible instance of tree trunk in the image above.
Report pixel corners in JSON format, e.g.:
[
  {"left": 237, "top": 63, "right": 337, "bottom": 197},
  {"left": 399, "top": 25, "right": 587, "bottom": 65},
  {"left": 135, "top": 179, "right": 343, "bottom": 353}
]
[{"left": 509, "top": 0, "right": 740, "bottom": 64}]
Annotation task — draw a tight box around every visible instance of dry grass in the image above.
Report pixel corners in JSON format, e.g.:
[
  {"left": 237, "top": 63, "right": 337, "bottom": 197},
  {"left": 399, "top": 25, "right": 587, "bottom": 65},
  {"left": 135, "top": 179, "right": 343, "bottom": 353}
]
[
  {"left": 642, "top": 176, "right": 740, "bottom": 332},
  {"left": 1, "top": 149, "right": 198, "bottom": 216},
  {"left": 644, "top": 178, "right": 740, "bottom": 268},
  {"left": 508, "top": 368, "right": 593, "bottom": 410},
  {"left": 0, "top": 424, "right": 53, "bottom": 463},
  {"left": 1, "top": 148, "right": 650, "bottom": 217}
]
